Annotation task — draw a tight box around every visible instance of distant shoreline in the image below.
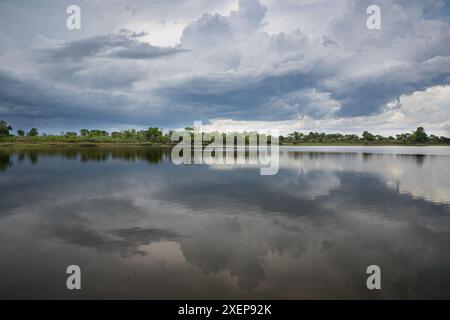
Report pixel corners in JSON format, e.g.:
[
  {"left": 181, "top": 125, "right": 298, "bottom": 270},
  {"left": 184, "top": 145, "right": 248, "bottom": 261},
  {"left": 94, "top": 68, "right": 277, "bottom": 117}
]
[
  {"left": 1, "top": 141, "right": 449, "bottom": 148},
  {"left": 1, "top": 122, "right": 449, "bottom": 146},
  {"left": 0, "top": 141, "right": 173, "bottom": 148}
]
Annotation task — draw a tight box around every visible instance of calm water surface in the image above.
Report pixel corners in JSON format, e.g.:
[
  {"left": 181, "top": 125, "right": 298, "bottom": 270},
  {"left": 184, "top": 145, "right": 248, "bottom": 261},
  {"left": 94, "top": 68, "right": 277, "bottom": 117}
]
[{"left": 0, "top": 146, "right": 450, "bottom": 299}]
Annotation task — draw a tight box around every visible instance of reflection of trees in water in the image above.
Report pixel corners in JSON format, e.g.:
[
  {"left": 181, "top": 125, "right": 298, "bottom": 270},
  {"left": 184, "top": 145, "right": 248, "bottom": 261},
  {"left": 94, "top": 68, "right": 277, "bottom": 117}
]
[
  {"left": 397, "top": 154, "right": 426, "bottom": 167},
  {"left": 1, "top": 147, "right": 168, "bottom": 168},
  {"left": 287, "top": 151, "right": 429, "bottom": 168},
  {"left": 27, "top": 150, "right": 39, "bottom": 164},
  {"left": 287, "top": 152, "right": 358, "bottom": 161},
  {"left": 108, "top": 148, "right": 165, "bottom": 164},
  {"left": 362, "top": 153, "right": 372, "bottom": 162},
  {"left": 80, "top": 150, "right": 109, "bottom": 162},
  {"left": 0, "top": 151, "right": 11, "bottom": 172},
  {"left": 78, "top": 148, "right": 167, "bottom": 164},
  {"left": 18, "top": 152, "right": 25, "bottom": 162},
  {"left": 415, "top": 154, "right": 426, "bottom": 167}
]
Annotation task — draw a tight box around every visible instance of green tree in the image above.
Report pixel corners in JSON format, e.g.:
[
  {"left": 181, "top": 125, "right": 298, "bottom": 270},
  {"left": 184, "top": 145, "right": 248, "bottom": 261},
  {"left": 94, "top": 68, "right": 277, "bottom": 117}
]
[
  {"left": 288, "top": 131, "right": 303, "bottom": 143},
  {"left": 65, "top": 132, "right": 77, "bottom": 137},
  {"left": 80, "top": 129, "right": 90, "bottom": 137},
  {"left": 0, "top": 120, "right": 12, "bottom": 136},
  {"left": 122, "top": 129, "right": 136, "bottom": 139},
  {"left": 411, "top": 127, "right": 428, "bottom": 143},
  {"left": 17, "top": 130, "right": 25, "bottom": 137},
  {"left": 27, "top": 128, "right": 38, "bottom": 137},
  {"left": 362, "top": 131, "right": 375, "bottom": 142},
  {"left": 396, "top": 133, "right": 410, "bottom": 143},
  {"left": 89, "top": 130, "right": 109, "bottom": 137},
  {"left": 145, "top": 127, "right": 163, "bottom": 142}
]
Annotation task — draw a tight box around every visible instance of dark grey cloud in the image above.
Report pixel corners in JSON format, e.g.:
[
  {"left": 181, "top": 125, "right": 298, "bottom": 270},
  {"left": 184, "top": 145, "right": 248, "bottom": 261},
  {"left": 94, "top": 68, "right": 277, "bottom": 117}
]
[
  {"left": 108, "top": 43, "right": 188, "bottom": 60},
  {"left": 119, "top": 28, "right": 149, "bottom": 38},
  {"left": 38, "top": 34, "right": 186, "bottom": 62},
  {"left": 0, "top": 0, "right": 450, "bottom": 132},
  {"left": 0, "top": 68, "right": 135, "bottom": 120}
]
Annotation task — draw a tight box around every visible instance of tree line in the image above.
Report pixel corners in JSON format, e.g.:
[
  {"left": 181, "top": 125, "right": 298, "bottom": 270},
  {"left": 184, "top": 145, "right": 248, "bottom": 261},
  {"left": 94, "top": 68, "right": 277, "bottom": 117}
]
[
  {"left": 0, "top": 121, "right": 169, "bottom": 143},
  {"left": 279, "top": 127, "right": 449, "bottom": 144},
  {"left": 0, "top": 120, "right": 449, "bottom": 145}
]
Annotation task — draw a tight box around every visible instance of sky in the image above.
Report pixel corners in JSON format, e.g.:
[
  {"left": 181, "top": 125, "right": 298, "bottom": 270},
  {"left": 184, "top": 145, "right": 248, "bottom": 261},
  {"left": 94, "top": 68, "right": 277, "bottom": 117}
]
[{"left": 0, "top": 0, "right": 450, "bottom": 135}]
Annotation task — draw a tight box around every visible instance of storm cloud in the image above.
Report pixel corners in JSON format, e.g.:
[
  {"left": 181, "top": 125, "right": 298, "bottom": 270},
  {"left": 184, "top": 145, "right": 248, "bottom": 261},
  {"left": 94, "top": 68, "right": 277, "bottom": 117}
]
[{"left": 0, "top": 0, "right": 449, "bottom": 134}]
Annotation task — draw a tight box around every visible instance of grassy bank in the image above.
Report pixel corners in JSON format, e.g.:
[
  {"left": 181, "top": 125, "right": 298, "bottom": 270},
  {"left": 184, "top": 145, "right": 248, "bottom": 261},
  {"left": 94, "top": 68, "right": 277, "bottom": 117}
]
[
  {"left": 0, "top": 136, "right": 176, "bottom": 148},
  {"left": 279, "top": 142, "right": 450, "bottom": 147},
  {"left": 1, "top": 139, "right": 448, "bottom": 148}
]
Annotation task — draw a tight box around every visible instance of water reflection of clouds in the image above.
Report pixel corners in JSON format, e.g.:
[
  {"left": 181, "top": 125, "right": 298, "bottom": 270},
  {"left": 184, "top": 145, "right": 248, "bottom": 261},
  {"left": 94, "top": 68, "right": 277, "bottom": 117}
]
[
  {"left": 0, "top": 147, "right": 450, "bottom": 298},
  {"left": 202, "top": 148, "right": 450, "bottom": 204},
  {"left": 281, "top": 151, "right": 450, "bottom": 205}
]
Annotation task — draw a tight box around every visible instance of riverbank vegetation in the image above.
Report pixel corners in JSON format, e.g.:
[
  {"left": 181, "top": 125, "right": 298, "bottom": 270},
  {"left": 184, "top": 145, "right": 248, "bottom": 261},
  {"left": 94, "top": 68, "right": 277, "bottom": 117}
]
[{"left": 0, "top": 120, "right": 449, "bottom": 146}]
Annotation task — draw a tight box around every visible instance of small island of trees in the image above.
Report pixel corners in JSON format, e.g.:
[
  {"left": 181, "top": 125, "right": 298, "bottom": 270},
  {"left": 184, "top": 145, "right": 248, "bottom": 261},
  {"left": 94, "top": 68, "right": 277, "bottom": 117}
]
[{"left": 0, "top": 120, "right": 449, "bottom": 146}]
